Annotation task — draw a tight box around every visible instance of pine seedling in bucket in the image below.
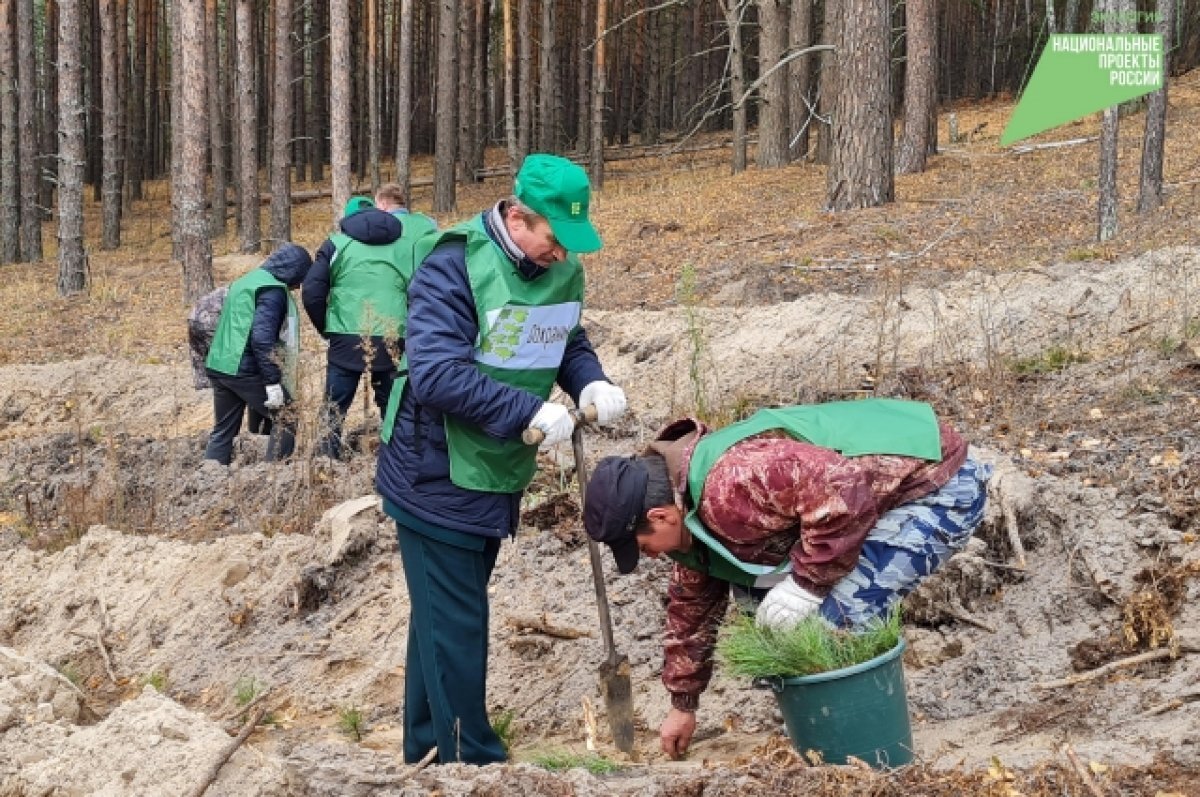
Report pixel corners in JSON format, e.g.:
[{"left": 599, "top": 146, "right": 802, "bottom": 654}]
[{"left": 717, "top": 608, "right": 913, "bottom": 769}]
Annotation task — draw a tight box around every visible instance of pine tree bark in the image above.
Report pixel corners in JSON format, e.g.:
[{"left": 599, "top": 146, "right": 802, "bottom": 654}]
[
  {"left": 502, "top": 0, "right": 518, "bottom": 169},
  {"left": 330, "top": 0, "right": 350, "bottom": 222},
  {"left": 517, "top": 0, "right": 531, "bottom": 158},
  {"left": 641, "top": 1, "right": 660, "bottom": 146},
  {"left": 396, "top": 0, "right": 414, "bottom": 197},
  {"left": 127, "top": 0, "right": 145, "bottom": 202},
  {"left": 206, "top": 0, "right": 227, "bottom": 236},
  {"left": 0, "top": 0, "right": 20, "bottom": 263},
  {"left": 1137, "top": 0, "right": 1174, "bottom": 214},
  {"left": 17, "top": 0, "right": 41, "bottom": 260},
  {"left": 57, "top": 0, "right": 87, "bottom": 296},
  {"left": 826, "top": 0, "right": 893, "bottom": 210},
  {"left": 575, "top": 0, "right": 590, "bottom": 154},
  {"left": 368, "top": 0, "right": 380, "bottom": 188},
  {"left": 270, "top": 0, "right": 294, "bottom": 243},
  {"left": 178, "top": 0, "right": 213, "bottom": 303},
  {"left": 169, "top": 0, "right": 182, "bottom": 258},
  {"left": 788, "top": 0, "right": 813, "bottom": 161},
  {"left": 813, "top": 0, "right": 838, "bottom": 165},
  {"left": 895, "top": 0, "right": 937, "bottom": 174},
  {"left": 1097, "top": 0, "right": 1127, "bottom": 241},
  {"left": 308, "top": 0, "right": 325, "bottom": 185},
  {"left": 457, "top": 0, "right": 477, "bottom": 180},
  {"left": 433, "top": 0, "right": 458, "bottom": 212},
  {"left": 40, "top": 0, "right": 58, "bottom": 215},
  {"left": 99, "top": 0, "right": 121, "bottom": 249},
  {"left": 720, "top": 0, "right": 748, "bottom": 174},
  {"left": 756, "top": 0, "right": 789, "bottom": 168},
  {"left": 538, "top": 0, "right": 558, "bottom": 152},
  {"left": 236, "top": 0, "right": 260, "bottom": 252},
  {"left": 590, "top": 0, "right": 607, "bottom": 188}
]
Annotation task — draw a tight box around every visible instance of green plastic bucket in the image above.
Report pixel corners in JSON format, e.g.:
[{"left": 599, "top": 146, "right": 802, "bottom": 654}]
[{"left": 763, "top": 639, "right": 913, "bottom": 769}]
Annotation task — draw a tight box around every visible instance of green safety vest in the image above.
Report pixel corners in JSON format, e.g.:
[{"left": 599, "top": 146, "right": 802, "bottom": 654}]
[
  {"left": 324, "top": 232, "right": 411, "bottom": 339},
  {"left": 381, "top": 215, "right": 585, "bottom": 494},
  {"left": 668, "top": 399, "right": 944, "bottom": 588},
  {"left": 205, "top": 269, "right": 299, "bottom": 391}
]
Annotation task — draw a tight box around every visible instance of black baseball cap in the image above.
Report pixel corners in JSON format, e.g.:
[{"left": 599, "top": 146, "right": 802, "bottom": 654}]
[{"left": 584, "top": 456, "right": 649, "bottom": 574}]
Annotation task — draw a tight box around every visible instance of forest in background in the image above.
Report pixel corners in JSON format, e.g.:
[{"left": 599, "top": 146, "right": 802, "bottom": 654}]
[{"left": 0, "top": 0, "right": 1197, "bottom": 300}]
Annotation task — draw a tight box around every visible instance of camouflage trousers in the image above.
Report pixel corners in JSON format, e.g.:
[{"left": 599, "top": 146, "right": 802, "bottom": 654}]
[{"left": 819, "top": 453, "right": 993, "bottom": 628}]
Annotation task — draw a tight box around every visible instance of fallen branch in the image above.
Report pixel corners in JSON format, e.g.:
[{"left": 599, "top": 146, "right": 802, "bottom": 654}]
[
  {"left": 505, "top": 612, "right": 591, "bottom": 640},
  {"left": 945, "top": 606, "right": 997, "bottom": 633},
  {"left": 223, "top": 686, "right": 274, "bottom": 723},
  {"left": 1142, "top": 689, "right": 1200, "bottom": 717},
  {"left": 1010, "top": 136, "right": 1098, "bottom": 154},
  {"left": 411, "top": 745, "right": 438, "bottom": 772},
  {"left": 67, "top": 629, "right": 117, "bottom": 685},
  {"left": 990, "top": 472, "right": 1027, "bottom": 570},
  {"left": 187, "top": 703, "right": 268, "bottom": 797},
  {"left": 1036, "top": 640, "right": 1198, "bottom": 690},
  {"left": 328, "top": 588, "right": 389, "bottom": 632},
  {"left": 1062, "top": 743, "right": 1107, "bottom": 797}
]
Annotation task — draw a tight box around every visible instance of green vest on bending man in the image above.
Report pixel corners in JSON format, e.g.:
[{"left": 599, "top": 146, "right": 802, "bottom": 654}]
[
  {"left": 374, "top": 154, "right": 628, "bottom": 766},
  {"left": 583, "top": 399, "right": 990, "bottom": 760},
  {"left": 302, "top": 190, "right": 437, "bottom": 459}
]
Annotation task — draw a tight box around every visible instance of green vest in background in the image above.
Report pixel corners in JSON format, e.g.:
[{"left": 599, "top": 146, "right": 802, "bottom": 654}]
[
  {"left": 324, "top": 233, "right": 412, "bottom": 339},
  {"left": 669, "top": 399, "right": 944, "bottom": 587},
  {"left": 205, "top": 269, "right": 298, "bottom": 391},
  {"left": 382, "top": 215, "right": 585, "bottom": 494}
]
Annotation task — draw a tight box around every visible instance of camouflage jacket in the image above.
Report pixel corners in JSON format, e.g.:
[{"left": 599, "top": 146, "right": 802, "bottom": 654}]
[{"left": 657, "top": 417, "right": 968, "bottom": 711}]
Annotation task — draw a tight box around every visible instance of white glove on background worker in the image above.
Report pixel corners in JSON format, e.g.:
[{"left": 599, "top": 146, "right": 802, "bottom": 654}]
[
  {"left": 530, "top": 402, "right": 574, "bottom": 447},
  {"left": 579, "top": 381, "right": 628, "bottom": 425},
  {"left": 756, "top": 578, "right": 824, "bottom": 631},
  {"left": 264, "top": 384, "right": 286, "bottom": 410}
]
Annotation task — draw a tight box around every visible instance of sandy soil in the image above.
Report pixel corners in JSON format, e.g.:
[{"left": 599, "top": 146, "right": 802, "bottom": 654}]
[{"left": 0, "top": 249, "right": 1198, "bottom": 795}]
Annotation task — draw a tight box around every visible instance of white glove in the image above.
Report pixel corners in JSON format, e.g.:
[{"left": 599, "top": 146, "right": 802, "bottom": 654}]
[
  {"left": 530, "top": 402, "right": 573, "bottom": 447},
  {"left": 756, "top": 578, "right": 823, "bottom": 631},
  {"left": 579, "top": 381, "right": 627, "bottom": 425},
  {"left": 264, "top": 384, "right": 286, "bottom": 410}
]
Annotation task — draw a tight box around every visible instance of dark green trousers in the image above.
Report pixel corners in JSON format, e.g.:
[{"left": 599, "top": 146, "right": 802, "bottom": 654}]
[{"left": 395, "top": 519, "right": 507, "bottom": 765}]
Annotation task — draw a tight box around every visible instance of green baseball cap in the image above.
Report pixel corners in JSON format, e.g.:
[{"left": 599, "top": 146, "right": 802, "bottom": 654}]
[{"left": 514, "top": 154, "right": 602, "bottom": 253}]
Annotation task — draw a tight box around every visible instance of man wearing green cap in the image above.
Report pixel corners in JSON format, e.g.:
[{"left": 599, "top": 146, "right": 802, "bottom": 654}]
[
  {"left": 376, "top": 154, "right": 627, "bottom": 765},
  {"left": 303, "top": 195, "right": 428, "bottom": 458}
]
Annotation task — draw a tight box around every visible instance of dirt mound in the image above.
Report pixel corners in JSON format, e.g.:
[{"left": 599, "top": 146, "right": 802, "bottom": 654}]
[{"left": 0, "top": 248, "right": 1198, "bottom": 791}]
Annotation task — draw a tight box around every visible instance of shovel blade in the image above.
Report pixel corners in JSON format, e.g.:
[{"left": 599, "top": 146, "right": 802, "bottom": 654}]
[{"left": 599, "top": 654, "right": 636, "bottom": 753}]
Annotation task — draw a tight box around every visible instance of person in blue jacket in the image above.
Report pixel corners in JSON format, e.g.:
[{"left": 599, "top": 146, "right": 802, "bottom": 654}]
[
  {"left": 376, "top": 154, "right": 628, "bottom": 765},
  {"left": 203, "top": 243, "right": 312, "bottom": 465}
]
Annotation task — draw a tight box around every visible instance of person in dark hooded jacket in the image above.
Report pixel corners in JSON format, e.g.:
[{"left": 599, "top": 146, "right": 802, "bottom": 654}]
[
  {"left": 204, "top": 243, "right": 312, "bottom": 465},
  {"left": 303, "top": 197, "right": 429, "bottom": 458}
]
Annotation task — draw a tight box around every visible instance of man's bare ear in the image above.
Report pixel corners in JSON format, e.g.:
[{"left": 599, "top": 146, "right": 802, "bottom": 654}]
[{"left": 646, "top": 506, "right": 678, "bottom": 525}]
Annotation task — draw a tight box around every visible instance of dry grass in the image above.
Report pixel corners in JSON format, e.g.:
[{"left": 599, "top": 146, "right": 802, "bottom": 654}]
[{"left": 2, "top": 68, "right": 1197, "bottom": 370}]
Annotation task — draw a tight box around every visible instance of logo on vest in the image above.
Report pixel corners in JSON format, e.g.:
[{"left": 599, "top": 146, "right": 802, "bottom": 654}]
[{"left": 527, "top": 323, "right": 571, "bottom": 348}]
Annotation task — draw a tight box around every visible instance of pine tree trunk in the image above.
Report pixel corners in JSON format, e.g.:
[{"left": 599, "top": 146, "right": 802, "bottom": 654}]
[
  {"left": 330, "top": 0, "right": 350, "bottom": 221},
  {"left": 169, "top": 0, "right": 182, "bottom": 258},
  {"left": 270, "top": 0, "right": 293, "bottom": 243},
  {"left": 291, "top": 0, "right": 306, "bottom": 183},
  {"left": 589, "top": 0, "right": 607, "bottom": 187},
  {"left": 895, "top": 0, "right": 937, "bottom": 175},
  {"left": 503, "top": 0, "right": 518, "bottom": 169},
  {"left": 721, "top": 0, "right": 747, "bottom": 174},
  {"left": 788, "top": 0, "right": 813, "bottom": 161},
  {"left": 309, "top": 0, "right": 325, "bottom": 184},
  {"left": 57, "top": 0, "right": 87, "bottom": 296},
  {"left": 641, "top": 1, "right": 660, "bottom": 146},
  {"left": 756, "top": 0, "right": 789, "bottom": 168},
  {"left": 538, "top": 0, "right": 557, "bottom": 152},
  {"left": 98, "top": 0, "right": 120, "bottom": 248},
  {"left": 433, "top": 0, "right": 458, "bottom": 213},
  {"left": 127, "top": 0, "right": 144, "bottom": 202},
  {"left": 575, "top": 0, "right": 590, "bottom": 154},
  {"left": 457, "top": 0, "right": 476, "bottom": 180},
  {"left": 517, "top": 0, "right": 531, "bottom": 158},
  {"left": 396, "top": 0, "right": 414, "bottom": 197},
  {"left": 814, "top": 0, "right": 838, "bottom": 165},
  {"left": 206, "top": 0, "right": 227, "bottom": 236},
  {"left": 471, "top": 0, "right": 487, "bottom": 176},
  {"left": 1097, "top": 0, "right": 1127, "bottom": 241},
  {"left": 17, "top": 0, "right": 41, "bottom": 260},
  {"left": 40, "top": 0, "right": 58, "bottom": 216},
  {"left": 178, "top": 0, "right": 213, "bottom": 303},
  {"left": 368, "top": 0, "right": 380, "bottom": 188},
  {"left": 0, "top": 0, "right": 20, "bottom": 263},
  {"left": 236, "top": 0, "right": 260, "bottom": 252},
  {"left": 1136, "top": 0, "right": 1174, "bottom": 214},
  {"left": 826, "top": 0, "right": 893, "bottom": 210},
  {"left": 87, "top": 0, "right": 102, "bottom": 202}
]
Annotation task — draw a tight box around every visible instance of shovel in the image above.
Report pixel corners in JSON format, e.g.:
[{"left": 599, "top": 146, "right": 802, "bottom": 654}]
[{"left": 523, "top": 407, "right": 637, "bottom": 753}]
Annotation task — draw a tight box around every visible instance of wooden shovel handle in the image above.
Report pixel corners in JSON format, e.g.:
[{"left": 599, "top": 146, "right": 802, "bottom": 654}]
[{"left": 521, "top": 404, "right": 599, "bottom": 445}]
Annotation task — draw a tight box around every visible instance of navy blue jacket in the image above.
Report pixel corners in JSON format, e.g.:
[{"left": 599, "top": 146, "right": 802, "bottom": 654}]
[
  {"left": 302, "top": 208, "right": 404, "bottom": 372},
  {"left": 375, "top": 212, "right": 607, "bottom": 538},
  {"left": 210, "top": 243, "right": 311, "bottom": 385}
]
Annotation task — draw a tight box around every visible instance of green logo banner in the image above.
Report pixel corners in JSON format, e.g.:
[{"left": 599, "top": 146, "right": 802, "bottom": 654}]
[{"left": 1001, "top": 34, "right": 1164, "bottom": 145}]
